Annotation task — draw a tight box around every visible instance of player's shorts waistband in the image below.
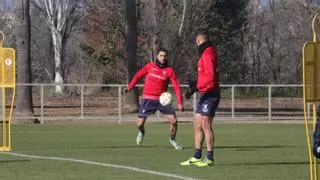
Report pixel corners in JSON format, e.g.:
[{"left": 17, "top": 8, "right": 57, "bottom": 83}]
[
  {"left": 142, "top": 94, "right": 160, "bottom": 100},
  {"left": 200, "top": 89, "right": 220, "bottom": 97}
]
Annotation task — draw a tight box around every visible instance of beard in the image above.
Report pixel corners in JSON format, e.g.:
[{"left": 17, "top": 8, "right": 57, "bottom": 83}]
[{"left": 155, "top": 59, "right": 168, "bottom": 68}]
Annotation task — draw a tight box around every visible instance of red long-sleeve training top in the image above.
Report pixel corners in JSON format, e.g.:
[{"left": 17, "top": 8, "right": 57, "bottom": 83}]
[
  {"left": 128, "top": 62, "right": 183, "bottom": 105},
  {"left": 197, "top": 46, "right": 220, "bottom": 93}
]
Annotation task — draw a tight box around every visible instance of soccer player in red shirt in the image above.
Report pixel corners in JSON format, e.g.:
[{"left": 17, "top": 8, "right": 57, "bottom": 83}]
[
  {"left": 123, "top": 48, "right": 184, "bottom": 149},
  {"left": 181, "top": 30, "right": 220, "bottom": 167}
]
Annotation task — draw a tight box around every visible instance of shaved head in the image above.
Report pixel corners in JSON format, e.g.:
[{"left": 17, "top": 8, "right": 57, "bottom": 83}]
[
  {"left": 196, "top": 30, "right": 210, "bottom": 46},
  {"left": 197, "top": 31, "right": 209, "bottom": 41}
]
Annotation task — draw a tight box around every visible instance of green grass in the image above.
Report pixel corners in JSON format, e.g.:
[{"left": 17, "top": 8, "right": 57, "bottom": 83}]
[{"left": 0, "top": 123, "right": 312, "bottom": 180}]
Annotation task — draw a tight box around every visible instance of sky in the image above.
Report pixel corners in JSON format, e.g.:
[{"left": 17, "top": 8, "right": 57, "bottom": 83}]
[
  {"left": 0, "top": 0, "right": 13, "bottom": 12},
  {"left": 260, "top": 0, "right": 269, "bottom": 8}
]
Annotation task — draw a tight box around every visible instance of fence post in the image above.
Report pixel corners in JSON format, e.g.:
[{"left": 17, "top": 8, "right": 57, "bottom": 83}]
[
  {"left": 307, "top": 103, "right": 311, "bottom": 119},
  {"left": 232, "top": 85, "right": 235, "bottom": 121},
  {"left": 40, "top": 84, "right": 44, "bottom": 123},
  {"left": 268, "top": 86, "right": 272, "bottom": 123},
  {"left": 118, "top": 86, "right": 122, "bottom": 124},
  {"left": 193, "top": 93, "right": 197, "bottom": 116},
  {"left": 80, "top": 85, "right": 84, "bottom": 119}
]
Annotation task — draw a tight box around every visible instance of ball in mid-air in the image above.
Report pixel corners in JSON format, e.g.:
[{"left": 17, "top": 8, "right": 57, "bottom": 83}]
[{"left": 159, "top": 92, "right": 172, "bottom": 106}]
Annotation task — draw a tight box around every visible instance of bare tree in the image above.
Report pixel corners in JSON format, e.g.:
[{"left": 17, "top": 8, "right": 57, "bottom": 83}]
[
  {"left": 79, "top": 1, "right": 127, "bottom": 94},
  {"left": 245, "top": 0, "right": 320, "bottom": 84},
  {"left": 32, "top": 0, "right": 85, "bottom": 93},
  {"left": 137, "top": 0, "right": 216, "bottom": 82},
  {"left": 0, "top": 0, "right": 15, "bottom": 47},
  {"left": 124, "top": 0, "right": 139, "bottom": 112},
  {"left": 14, "top": 0, "right": 39, "bottom": 123}
]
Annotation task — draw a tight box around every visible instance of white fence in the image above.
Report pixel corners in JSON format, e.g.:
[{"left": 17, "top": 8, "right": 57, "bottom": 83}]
[{"left": 13, "top": 83, "right": 308, "bottom": 123}]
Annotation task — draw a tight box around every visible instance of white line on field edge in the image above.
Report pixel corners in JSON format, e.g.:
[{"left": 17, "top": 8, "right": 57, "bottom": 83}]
[{"left": 1, "top": 152, "right": 197, "bottom": 180}]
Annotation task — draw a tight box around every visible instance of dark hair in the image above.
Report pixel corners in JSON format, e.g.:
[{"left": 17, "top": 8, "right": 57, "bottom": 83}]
[
  {"left": 157, "top": 48, "right": 168, "bottom": 55},
  {"left": 197, "top": 30, "right": 210, "bottom": 41}
]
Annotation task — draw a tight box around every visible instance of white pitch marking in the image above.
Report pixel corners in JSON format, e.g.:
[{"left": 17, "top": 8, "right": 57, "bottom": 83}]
[{"left": 1, "top": 152, "right": 197, "bottom": 180}]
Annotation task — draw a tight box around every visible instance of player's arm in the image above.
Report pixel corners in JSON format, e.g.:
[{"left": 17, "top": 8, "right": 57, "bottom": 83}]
[
  {"left": 123, "top": 64, "right": 149, "bottom": 95},
  {"left": 197, "top": 50, "right": 217, "bottom": 90},
  {"left": 169, "top": 70, "right": 184, "bottom": 111}
]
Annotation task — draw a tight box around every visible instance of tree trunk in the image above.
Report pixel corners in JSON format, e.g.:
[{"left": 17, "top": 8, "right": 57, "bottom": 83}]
[
  {"left": 52, "top": 30, "right": 64, "bottom": 93},
  {"left": 124, "top": 0, "right": 139, "bottom": 112},
  {"left": 14, "top": 0, "right": 40, "bottom": 124}
]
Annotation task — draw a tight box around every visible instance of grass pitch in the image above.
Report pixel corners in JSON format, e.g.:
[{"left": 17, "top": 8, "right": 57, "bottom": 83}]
[{"left": 0, "top": 123, "right": 312, "bottom": 179}]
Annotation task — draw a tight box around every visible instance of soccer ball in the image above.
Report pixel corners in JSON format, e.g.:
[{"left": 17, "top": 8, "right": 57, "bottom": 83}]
[
  {"left": 159, "top": 92, "right": 172, "bottom": 106},
  {"left": 313, "top": 145, "right": 320, "bottom": 158}
]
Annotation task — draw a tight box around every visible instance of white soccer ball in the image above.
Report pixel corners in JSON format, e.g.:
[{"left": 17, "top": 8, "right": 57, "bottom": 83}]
[{"left": 159, "top": 92, "right": 172, "bottom": 106}]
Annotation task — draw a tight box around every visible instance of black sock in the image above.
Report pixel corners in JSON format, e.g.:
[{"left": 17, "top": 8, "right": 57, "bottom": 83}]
[
  {"left": 138, "top": 126, "right": 145, "bottom": 134},
  {"left": 193, "top": 148, "right": 202, "bottom": 159},
  {"left": 207, "top": 151, "right": 214, "bottom": 161},
  {"left": 170, "top": 134, "right": 176, "bottom": 141}
]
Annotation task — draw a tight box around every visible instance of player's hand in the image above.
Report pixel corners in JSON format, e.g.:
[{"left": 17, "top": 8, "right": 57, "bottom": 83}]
[
  {"left": 185, "top": 80, "right": 197, "bottom": 99},
  {"left": 122, "top": 87, "right": 130, "bottom": 96},
  {"left": 184, "top": 89, "right": 194, "bottom": 99},
  {"left": 177, "top": 104, "right": 184, "bottom": 112}
]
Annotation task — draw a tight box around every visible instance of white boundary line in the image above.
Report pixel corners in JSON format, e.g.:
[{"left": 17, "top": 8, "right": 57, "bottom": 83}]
[{"left": 1, "top": 152, "right": 197, "bottom": 180}]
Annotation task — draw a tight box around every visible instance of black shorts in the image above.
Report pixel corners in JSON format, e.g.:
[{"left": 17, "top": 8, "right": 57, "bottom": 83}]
[
  {"left": 196, "top": 90, "right": 220, "bottom": 117},
  {"left": 137, "top": 98, "right": 175, "bottom": 119}
]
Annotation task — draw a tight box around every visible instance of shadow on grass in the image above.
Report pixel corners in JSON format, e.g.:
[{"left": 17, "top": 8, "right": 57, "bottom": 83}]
[
  {"left": 0, "top": 159, "right": 31, "bottom": 163},
  {"left": 91, "top": 145, "right": 183, "bottom": 149},
  {"left": 218, "top": 161, "right": 309, "bottom": 166},
  {"left": 217, "top": 145, "right": 305, "bottom": 151},
  {"left": 70, "top": 145, "right": 303, "bottom": 150},
  {"left": 24, "top": 145, "right": 303, "bottom": 151},
  {"left": 176, "top": 145, "right": 304, "bottom": 150}
]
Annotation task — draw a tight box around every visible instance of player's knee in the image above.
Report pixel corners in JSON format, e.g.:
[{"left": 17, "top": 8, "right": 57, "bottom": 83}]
[
  {"left": 202, "top": 122, "right": 212, "bottom": 131},
  {"left": 194, "top": 122, "right": 202, "bottom": 131},
  {"left": 137, "top": 121, "right": 145, "bottom": 128},
  {"left": 201, "top": 118, "right": 212, "bottom": 129},
  {"left": 170, "top": 118, "right": 177, "bottom": 125}
]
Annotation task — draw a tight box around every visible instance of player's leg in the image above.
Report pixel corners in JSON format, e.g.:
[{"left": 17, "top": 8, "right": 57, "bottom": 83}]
[
  {"left": 180, "top": 113, "right": 203, "bottom": 165},
  {"left": 196, "top": 90, "right": 220, "bottom": 167},
  {"left": 166, "top": 114, "right": 183, "bottom": 149},
  {"left": 194, "top": 113, "right": 204, "bottom": 156},
  {"left": 198, "top": 115, "right": 214, "bottom": 166},
  {"left": 180, "top": 98, "right": 205, "bottom": 166},
  {"left": 136, "top": 99, "right": 157, "bottom": 145},
  {"left": 159, "top": 103, "right": 182, "bottom": 149},
  {"left": 136, "top": 117, "right": 146, "bottom": 145}
]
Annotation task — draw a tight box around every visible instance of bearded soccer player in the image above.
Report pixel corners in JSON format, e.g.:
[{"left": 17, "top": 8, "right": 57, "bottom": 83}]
[{"left": 123, "top": 48, "right": 184, "bottom": 149}]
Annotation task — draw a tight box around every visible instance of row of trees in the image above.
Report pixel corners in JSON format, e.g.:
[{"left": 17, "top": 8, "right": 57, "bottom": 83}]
[
  {"left": 2, "top": 0, "right": 139, "bottom": 122},
  {"left": 244, "top": 0, "right": 320, "bottom": 84},
  {"left": 3, "top": 0, "right": 87, "bottom": 123},
  {"left": 1, "top": 0, "right": 320, "bottom": 123}
]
